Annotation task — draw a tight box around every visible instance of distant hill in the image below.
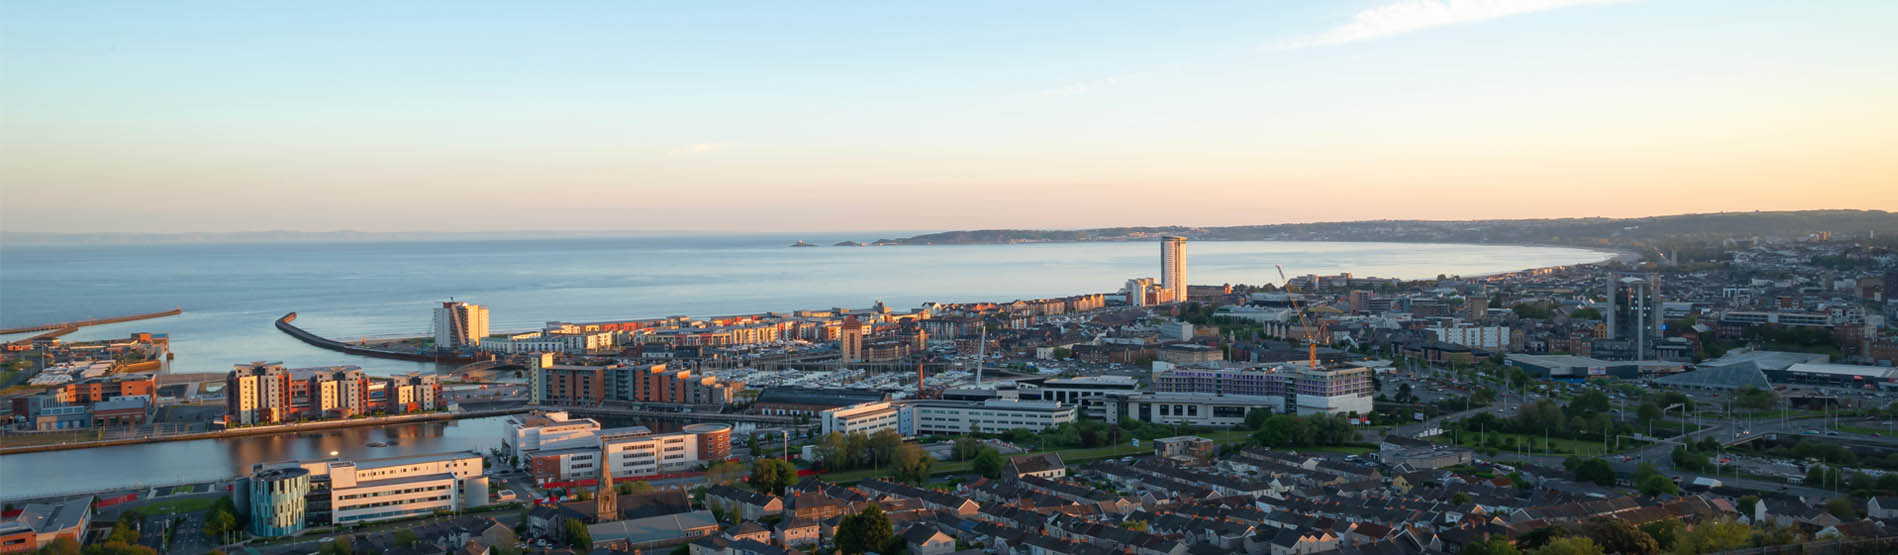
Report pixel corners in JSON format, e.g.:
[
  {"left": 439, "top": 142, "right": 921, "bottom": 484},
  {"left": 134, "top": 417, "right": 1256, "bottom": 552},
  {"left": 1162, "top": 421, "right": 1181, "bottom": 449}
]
[{"left": 871, "top": 210, "right": 1898, "bottom": 247}]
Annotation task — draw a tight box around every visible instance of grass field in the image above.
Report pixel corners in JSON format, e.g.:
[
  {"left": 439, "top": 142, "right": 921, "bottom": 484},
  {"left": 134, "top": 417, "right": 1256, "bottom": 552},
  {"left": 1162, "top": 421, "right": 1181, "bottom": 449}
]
[{"left": 130, "top": 496, "right": 218, "bottom": 516}]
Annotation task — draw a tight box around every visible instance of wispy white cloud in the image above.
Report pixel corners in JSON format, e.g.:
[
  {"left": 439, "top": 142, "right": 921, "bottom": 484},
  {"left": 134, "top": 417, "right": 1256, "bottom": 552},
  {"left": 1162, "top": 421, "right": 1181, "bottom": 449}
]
[
  {"left": 1273, "top": 0, "right": 1629, "bottom": 50},
  {"left": 1025, "top": 75, "right": 1134, "bottom": 99},
  {"left": 663, "top": 143, "right": 730, "bottom": 157}
]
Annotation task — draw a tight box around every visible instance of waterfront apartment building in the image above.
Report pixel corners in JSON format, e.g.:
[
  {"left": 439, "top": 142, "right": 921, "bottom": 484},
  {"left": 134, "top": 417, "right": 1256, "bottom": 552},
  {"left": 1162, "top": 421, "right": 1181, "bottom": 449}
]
[
  {"left": 819, "top": 401, "right": 900, "bottom": 436},
  {"left": 539, "top": 363, "right": 743, "bottom": 406},
  {"left": 242, "top": 451, "right": 488, "bottom": 534},
  {"left": 1161, "top": 236, "right": 1187, "bottom": 303},
  {"left": 479, "top": 330, "right": 616, "bottom": 354},
  {"left": 225, "top": 362, "right": 442, "bottom": 426},
  {"left": 898, "top": 399, "right": 1076, "bottom": 435},
  {"left": 433, "top": 301, "right": 491, "bottom": 350},
  {"left": 1122, "top": 278, "right": 1176, "bottom": 307},
  {"left": 1152, "top": 362, "right": 1374, "bottom": 417}
]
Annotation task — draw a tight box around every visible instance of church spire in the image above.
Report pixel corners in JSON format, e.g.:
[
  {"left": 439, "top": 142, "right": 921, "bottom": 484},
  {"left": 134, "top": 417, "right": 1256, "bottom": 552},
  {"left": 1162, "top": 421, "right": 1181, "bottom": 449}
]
[{"left": 596, "top": 442, "right": 618, "bottom": 520}]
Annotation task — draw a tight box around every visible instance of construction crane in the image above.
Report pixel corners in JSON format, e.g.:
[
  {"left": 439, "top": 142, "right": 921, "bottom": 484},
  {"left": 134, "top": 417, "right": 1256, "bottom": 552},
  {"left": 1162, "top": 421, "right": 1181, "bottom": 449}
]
[{"left": 1275, "top": 265, "right": 1324, "bottom": 370}]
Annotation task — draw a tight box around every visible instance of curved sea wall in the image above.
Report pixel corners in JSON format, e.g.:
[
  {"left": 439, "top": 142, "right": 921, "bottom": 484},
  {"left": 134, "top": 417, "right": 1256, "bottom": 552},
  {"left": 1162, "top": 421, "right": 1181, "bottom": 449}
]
[{"left": 274, "top": 312, "right": 479, "bottom": 364}]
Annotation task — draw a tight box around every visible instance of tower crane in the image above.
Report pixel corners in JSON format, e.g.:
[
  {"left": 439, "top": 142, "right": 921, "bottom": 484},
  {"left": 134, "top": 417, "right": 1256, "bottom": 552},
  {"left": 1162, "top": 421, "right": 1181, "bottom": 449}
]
[{"left": 1275, "top": 265, "right": 1325, "bottom": 369}]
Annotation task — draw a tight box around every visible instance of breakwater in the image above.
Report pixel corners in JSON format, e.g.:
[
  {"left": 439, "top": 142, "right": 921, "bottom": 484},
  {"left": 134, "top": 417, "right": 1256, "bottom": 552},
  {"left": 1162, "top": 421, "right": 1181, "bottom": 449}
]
[
  {"left": 0, "top": 307, "right": 183, "bottom": 335},
  {"left": 275, "top": 311, "right": 481, "bottom": 364}
]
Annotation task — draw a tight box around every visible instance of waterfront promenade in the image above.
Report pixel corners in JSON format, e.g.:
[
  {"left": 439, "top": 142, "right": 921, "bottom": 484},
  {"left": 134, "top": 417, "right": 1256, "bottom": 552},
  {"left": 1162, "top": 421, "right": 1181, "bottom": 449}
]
[{"left": 0, "top": 405, "right": 529, "bottom": 456}]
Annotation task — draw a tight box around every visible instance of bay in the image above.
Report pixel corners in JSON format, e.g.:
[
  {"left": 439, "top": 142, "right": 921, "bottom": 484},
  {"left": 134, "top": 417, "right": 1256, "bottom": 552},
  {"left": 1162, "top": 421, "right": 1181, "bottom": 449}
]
[{"left": 1, "top": 234, "right": 1607, "bottom": 375}]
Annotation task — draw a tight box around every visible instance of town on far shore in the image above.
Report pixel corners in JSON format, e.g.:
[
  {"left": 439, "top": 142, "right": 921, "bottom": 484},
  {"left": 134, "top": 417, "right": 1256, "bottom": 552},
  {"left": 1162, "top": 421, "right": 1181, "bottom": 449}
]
[{"left": 6, "top": 229, "right": 1898, "bottom": 555}]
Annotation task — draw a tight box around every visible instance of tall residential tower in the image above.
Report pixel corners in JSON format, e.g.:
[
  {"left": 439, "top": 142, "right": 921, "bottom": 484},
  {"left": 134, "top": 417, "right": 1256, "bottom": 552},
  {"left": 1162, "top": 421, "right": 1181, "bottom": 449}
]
[
  {"left": 1161, "top": 236, "right": 1187, "bottom": 303},
  {"left": 433, "top": 301, "right": 490, "bottom": 350}
]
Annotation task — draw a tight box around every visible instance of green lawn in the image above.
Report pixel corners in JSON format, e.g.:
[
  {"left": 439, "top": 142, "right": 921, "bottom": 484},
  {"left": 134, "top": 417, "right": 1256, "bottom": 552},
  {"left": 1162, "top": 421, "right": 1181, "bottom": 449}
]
[
  {"left": 1838, "top": 424, "right": 1893, "bottom": 436},
  {"left": 130, "top": 496, "right": 218, "bottom": 516}
]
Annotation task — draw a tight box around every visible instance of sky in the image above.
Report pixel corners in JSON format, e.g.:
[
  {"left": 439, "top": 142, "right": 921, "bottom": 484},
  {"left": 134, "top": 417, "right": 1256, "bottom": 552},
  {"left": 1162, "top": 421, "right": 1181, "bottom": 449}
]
[{"left": 2, "top": 0, "right": 1895, "bottom": 233}]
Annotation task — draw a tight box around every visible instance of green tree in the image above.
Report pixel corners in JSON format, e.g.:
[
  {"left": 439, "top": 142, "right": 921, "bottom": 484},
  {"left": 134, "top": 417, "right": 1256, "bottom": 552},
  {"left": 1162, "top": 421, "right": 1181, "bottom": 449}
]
[
  {"left": 972, "top": 448, "right": 1004, "bottom": 478},
  {"left": 395, "top": 530, "right": 419, "bottom": 549},
  {"left": 1457, "top": 535, "right": 1521, "bottom": 555},
  {"left": 1671, "top": 517, "right": 1751, "bottom": 555},
  {"left": 1121, "top": 520, "right": 1149, "bottom": 532},
  {"left": 563, "top": 518, "right": 592, "bottom": 549},
  {"left": 1824, "top": 498, "right": 1858, "bottom": 520},
  {"left": 204, "top": 510, "right": 237, "bottom": 540},
  {"left": 1516, "top": 526, "right": 1568, "bottom": 550},
  {"left": 1580, "top": 518, "right": 1657, "bottom": 555},
  {"left": 36, "top": 537, "right": 81, "bottom": 555},
  {"left": 1734, "top": 387, "right": 1777, "bottom": 411},
  {"left": 706, "top": 460, "right": 747, "bottom": 485},
  {"left": 1638, "top": 401, "right": 1662, "bottom": 423},
  {"left": 953, "top": 436, "right": 983, "bottom": 460},
  {"left": 615, "top": 480, "right": 654, "bottom": 495},
  {"left": 1245, "top": 408, "right": 1270, "bottom": 430},
  {"left": 1570, "top": 458, "right": 1615, "bottom": 487},
  {"left": 1639, "top": 519, "right": 1684, "bottom": 552},
  {"left": 748, "top": 434, "right": 761, "bottom": 455},
  {"left": 836, "top": 505, "right": 894, "bottom": 555},
  {"left": 869, "top": 430, "right": 905, "bottom": 467},
  {"left": 892, "top": 443, "right": 934, "bottom": 483},
  {"left": 1570, "top": 391, "right": 1611, "bottom": 417},
  {"left": 1529, "top": 537, "right": 1602, "bottom": 555},
  {"left": 750, "top": 458, "right": 799, "bottom": 496},
  {"left": 1638, "top": 475, "right": 1678, "bottom": 497},
  {"left": 1452, "top": 491, "right": 1473, "bottom": 505},
  {"left": 317, "top": 537, "right": 353, "bottom": 555}
]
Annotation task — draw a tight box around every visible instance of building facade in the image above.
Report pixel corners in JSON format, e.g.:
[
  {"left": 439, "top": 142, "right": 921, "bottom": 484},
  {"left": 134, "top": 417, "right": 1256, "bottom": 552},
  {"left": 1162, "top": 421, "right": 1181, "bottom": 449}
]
[
  {"left": 899, "top": 399, "right": 1076, "bottom": 435},
  {"left": 434, "top": 301, "right": 491, "bottom": 350},
  {"left": 1161, "top": 236, "right": 1187, "bottom": 304}
]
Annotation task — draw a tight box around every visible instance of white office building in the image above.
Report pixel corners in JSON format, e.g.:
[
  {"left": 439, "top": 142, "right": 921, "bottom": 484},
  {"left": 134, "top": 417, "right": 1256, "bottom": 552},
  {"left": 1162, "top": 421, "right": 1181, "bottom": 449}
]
[
  {"left": 898, "top": 399, "right": 1076, "bottom": 435},
  {"left": 250, "top": 451, "right": 489, "bottom": 527},
  {"left": 820, "top": 401, "right": 901, "bottom": 436},
  {"left": 1102, "top": 392, "right": 1278, "bottom": 428},
  {"left": 502, "top": 411, "right": 602, "bottom": 461}
]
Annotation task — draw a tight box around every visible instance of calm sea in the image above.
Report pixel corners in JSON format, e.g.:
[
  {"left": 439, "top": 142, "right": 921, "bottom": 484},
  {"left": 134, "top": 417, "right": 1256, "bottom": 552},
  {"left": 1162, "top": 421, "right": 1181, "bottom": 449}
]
[
  {"left": 1, "top": 234, "right": 1605, "bottom": 375},
  {"left": 0, "top": 234, "right": 1608, "bottom": 499}
]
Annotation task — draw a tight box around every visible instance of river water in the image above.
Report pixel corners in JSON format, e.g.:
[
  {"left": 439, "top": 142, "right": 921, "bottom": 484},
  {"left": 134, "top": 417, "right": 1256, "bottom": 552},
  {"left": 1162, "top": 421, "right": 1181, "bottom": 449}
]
[{"left": 0, "top": 234, "right": 1606, "bottom": 499}]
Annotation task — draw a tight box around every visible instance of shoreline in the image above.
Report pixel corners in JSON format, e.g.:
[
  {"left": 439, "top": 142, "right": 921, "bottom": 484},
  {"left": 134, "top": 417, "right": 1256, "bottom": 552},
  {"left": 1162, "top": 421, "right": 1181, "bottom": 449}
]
[{"left": 0, "top": 406, "right": 527, "bottom": 456}]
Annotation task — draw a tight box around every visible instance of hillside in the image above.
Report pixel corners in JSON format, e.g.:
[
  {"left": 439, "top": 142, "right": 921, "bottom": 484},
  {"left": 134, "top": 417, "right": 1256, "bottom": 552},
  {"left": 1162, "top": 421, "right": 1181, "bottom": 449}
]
[{"left": 871, "top": 210, "right": 1898, "bottom": 248}]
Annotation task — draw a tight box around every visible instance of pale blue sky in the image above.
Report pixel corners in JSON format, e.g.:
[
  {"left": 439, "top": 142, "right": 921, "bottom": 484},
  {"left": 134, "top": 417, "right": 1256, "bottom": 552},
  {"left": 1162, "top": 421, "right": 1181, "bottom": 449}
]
[{"left": 3, "top": 1, "right": 1894, "bottom": 232}]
